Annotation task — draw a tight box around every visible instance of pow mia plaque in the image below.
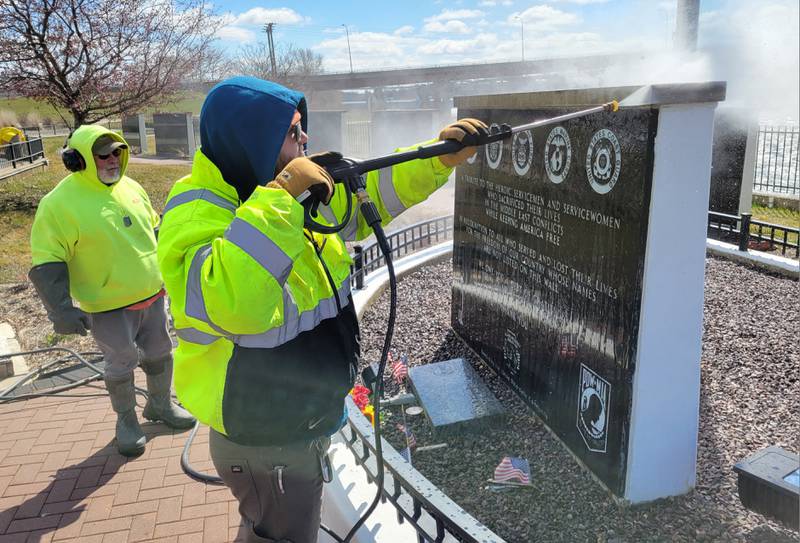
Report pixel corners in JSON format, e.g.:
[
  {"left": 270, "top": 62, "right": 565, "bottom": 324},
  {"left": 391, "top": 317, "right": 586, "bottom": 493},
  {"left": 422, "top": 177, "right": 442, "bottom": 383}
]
[{"left": 578, "top": 364, "right": 611, "bottom": 453}]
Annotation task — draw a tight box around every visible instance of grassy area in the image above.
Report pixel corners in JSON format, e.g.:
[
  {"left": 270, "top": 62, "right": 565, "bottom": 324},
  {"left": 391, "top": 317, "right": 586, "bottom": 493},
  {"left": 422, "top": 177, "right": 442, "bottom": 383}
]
[
  {"left": 751, "top": 204, "right": 800, "bottom": 227},
  {"left": 0, "top": 91, "right": 206, "bottom": 125},
  {"left": 750, "top": 204, "right": 799, "bottom": 247},
  {"left": 0, "top": 150, "right": 190, "bottom": 283},
  {"left": 0, "top": 97, "right": 69, "bottom": 125}
]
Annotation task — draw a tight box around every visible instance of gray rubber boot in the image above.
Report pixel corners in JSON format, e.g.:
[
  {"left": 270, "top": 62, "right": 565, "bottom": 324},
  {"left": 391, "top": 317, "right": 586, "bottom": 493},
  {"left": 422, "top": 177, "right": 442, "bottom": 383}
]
[
  {"left": 105, "top": 375, "right": 146, "bottom": 457},
  {"left": 141, "top": 358, "right": 196, "bottom": 429}
]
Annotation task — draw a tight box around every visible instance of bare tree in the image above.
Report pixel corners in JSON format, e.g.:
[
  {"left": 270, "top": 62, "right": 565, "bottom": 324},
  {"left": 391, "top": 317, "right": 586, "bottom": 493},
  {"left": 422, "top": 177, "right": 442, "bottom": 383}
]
[
  {"left": 0, "top": 0, "right": 221, "bottom": 127},
  {"left": 231, "top": 43, "right": 324, "bottom": 88}
]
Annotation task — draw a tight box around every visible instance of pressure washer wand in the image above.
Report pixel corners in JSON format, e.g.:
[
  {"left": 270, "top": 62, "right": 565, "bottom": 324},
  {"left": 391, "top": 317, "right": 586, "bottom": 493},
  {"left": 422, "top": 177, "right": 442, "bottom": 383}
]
[
  {"left": 511, "top": 100, "right": 619, "bottom": 133},
  {"left": 323, "top": 100, "right": 620, "bottom": 183}
]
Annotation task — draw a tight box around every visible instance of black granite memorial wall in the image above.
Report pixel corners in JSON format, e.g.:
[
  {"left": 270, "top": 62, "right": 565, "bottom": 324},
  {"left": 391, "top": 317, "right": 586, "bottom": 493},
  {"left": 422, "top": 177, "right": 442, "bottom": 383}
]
[
  {"left": 452, "top": 104, "right": 658, "bottom": 495},
  {"left": 709, "top": 108, "right": 750, "bottom": 215}
]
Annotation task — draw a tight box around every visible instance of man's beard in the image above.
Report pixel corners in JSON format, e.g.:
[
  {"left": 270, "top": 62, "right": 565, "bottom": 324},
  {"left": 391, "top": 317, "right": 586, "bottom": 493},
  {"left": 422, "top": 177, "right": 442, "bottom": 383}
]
[{"left": 98, "top": 169, "right": 121, "bottom": 185}]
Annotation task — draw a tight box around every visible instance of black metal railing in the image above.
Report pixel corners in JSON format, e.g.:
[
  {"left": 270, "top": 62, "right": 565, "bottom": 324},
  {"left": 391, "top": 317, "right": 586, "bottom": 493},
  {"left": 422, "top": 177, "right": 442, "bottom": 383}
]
[
  {"left": 754, "top": 123, "right": 799, "bottom": 196},
  {"left": 708, "top": 211, "right": 799, "bottom": 259},
  {"left": 0, "top": 130, "right": 46, "bottom": 174},
  {"left": 338, "top": 398, "right": 504, "bottom": 543},
  {"left": 350, "top": 216, "right": 454, "bottom": 289}
]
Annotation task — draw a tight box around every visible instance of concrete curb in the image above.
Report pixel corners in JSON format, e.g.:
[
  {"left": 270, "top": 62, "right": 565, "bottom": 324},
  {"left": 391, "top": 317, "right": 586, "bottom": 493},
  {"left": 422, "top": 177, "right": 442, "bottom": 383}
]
[
  {"left": 0, "top": 322, "right": 30, "bottom": 393},
  {"left": 706, "top": 239, "right": 799, "bottom": 278}
]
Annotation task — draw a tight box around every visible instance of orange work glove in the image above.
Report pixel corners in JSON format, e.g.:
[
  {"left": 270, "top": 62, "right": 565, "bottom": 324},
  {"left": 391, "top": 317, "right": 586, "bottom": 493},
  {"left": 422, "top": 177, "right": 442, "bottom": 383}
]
[
  {"left": 267, "top": 155, "right": 336, "bottom": 204},
  {"left": 437, "top": 118, "right": 489, "bottom": 168}
]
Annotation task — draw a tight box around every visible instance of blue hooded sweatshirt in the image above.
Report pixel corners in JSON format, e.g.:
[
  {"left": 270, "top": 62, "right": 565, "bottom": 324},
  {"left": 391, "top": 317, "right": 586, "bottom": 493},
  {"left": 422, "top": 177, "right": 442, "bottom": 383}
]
[{"left": 199, "top": 76, "right": 308, "bottom": 202}]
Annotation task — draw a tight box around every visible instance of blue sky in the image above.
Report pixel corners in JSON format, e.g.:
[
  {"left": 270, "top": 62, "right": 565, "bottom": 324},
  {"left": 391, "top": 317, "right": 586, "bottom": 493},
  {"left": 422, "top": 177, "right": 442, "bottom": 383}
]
[{"left": 211, "top": 0, "right": 773, "bottom": 72}]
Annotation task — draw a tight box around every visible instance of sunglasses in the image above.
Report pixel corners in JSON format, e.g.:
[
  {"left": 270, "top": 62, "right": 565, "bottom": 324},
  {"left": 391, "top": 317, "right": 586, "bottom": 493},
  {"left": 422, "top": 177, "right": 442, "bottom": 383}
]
[
  {"left": 96, "top": 148, "right": 122, "bottom": 160},
  {"left": 288, "top": 122, "right": 303, "bottom": 142}
]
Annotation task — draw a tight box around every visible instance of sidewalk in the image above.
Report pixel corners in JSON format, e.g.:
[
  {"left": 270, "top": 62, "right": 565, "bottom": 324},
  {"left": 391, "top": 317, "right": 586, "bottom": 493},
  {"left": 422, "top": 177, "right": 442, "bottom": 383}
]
[{"left": 0, "top": 371, "right": 243, "bottom": 542}]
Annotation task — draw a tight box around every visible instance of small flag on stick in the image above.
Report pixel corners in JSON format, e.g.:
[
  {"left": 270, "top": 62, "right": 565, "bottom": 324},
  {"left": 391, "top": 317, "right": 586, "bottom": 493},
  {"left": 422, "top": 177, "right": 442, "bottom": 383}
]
[
  {"left": 396, "top": 423, "right": 417, "bottom": 450},
  {"left": 559, "top": 333, "right": 577, "bottom": 357},
  {"left": 492, "top": 456, "right": 531, "bottom": 485},
  {"left": 390, "top": 353, "right": 409, "bottom": 384}
]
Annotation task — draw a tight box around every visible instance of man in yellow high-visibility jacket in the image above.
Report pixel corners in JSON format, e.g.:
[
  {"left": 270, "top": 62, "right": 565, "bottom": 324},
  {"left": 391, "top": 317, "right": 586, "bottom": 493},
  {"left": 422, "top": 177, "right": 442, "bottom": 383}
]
[
  {"left": 29, "top": 125, "right": 195, "bottom": 457},
  {"left": 157, "top": 76, "right": 485, "bottom": 543}
]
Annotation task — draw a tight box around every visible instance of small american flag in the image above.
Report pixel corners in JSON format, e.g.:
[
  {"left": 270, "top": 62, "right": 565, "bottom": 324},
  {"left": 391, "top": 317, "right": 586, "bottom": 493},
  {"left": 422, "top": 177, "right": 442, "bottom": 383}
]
[
  {"left": 493, "top": 456, "right": 531, "bottom": 485},
  {"left": 390, "top": 353, "right": 409, "bottom": 383},
  {"left": 396, "top": 423, "right": 417, "bottom": 449},
  {"left": 559, "top": 333, "right": 577, "bottom": 358}
]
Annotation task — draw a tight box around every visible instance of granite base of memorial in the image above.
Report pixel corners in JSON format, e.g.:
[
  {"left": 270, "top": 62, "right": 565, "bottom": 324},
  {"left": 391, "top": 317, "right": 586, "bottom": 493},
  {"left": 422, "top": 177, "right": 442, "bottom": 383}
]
[{"left": 408, "top": 357, "right": 506, "bottom": 436}]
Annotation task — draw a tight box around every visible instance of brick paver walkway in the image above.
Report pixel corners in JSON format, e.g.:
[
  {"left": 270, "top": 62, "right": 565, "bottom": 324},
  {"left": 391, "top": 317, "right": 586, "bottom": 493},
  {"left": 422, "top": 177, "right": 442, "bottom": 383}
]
[{"left": 0, "top": 373, "right": 245, "bottom": 542}]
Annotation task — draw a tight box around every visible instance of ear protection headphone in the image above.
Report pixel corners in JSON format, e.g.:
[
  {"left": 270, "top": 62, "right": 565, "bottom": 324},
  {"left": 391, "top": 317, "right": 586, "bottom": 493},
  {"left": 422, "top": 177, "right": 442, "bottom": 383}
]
[{"left": 61, "top": 131, "right": 86, "bottom": 172}]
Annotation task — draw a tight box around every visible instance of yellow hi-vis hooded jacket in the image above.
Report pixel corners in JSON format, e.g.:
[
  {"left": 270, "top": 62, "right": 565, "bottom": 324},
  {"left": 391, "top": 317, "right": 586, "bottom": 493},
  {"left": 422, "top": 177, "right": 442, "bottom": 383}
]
[
  {"left": 30, "top": 125, "right": 162, "bottom": 312},
  {"left": 157, "top": 77, "right": 453, "bottom": 446}
]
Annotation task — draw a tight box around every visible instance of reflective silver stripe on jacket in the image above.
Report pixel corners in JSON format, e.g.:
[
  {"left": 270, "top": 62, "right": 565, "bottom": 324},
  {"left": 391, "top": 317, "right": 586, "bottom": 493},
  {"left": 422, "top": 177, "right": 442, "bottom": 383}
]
[
  {"left": 224, "top": 218, "right": 293, "bottom": 285},
  {"left": 176, "top": 327, "right": 219, "bottom": 345},
  {"left": 318, "top": 205, "right": 337, "bottom": 225},
  {"left": 163, "top": 189, "right": 237, "bottom": 216},
  {"left": 378, "top": 166, "right": 406, "bottom": 218},
  {"left": 185, "top": 244, "right": 232, "bottom": 336},
  {"left": 176, "top": 277, "right": 351, "bottom": 349}
]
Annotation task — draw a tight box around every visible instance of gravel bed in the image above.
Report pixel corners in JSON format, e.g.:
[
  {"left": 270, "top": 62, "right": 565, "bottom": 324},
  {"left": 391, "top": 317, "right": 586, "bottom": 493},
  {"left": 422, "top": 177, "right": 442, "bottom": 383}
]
[{"left": 359, "top": 256, "right": 799, "bottom": 543}]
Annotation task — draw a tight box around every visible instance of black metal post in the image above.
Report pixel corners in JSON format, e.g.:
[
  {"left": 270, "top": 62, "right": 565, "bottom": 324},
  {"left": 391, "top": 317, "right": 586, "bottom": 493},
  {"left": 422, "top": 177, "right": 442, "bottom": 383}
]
[
  {"left": 354, "top": 245, "right": 364, "bottom": 289},
  {"left": 738, "top": 213, "right": 752, "bottom": 252}
]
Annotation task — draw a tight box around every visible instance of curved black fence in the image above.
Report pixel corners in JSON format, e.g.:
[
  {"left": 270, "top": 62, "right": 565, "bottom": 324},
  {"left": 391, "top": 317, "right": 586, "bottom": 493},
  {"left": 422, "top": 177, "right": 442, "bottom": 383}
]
[
  {"left": 708, "top": 211, "right": 799, "bottom": 259},
  {"left": 337, "top": 398, "right": 504, "bottom": 543},
  {"left": 350, "top": 215, "right": 454, "bottom": 289}
]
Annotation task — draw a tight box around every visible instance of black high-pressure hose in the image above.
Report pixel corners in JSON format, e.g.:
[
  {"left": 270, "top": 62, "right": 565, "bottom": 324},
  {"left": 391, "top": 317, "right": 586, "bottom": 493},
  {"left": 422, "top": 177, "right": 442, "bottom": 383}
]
[
  {"left": 0, "top": 347, "right": 145, "bottom": 403},
  {"left": 342, "top": 196, "right": 396, "bottom": 543}
]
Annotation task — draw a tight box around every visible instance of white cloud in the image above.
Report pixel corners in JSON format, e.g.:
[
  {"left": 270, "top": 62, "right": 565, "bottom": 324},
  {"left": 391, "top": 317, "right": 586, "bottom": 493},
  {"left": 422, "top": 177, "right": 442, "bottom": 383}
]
[
  {"left": 394, "top": 25, "right": 414, "bottom": 35},
  {"left": 232, "top": 7, "right": 307, "bottom": 26},
  {"left": 216, "top": 26, "right": 257, "bottom": 42},
  {"left": 424, "top": 20, "right": 471, "bottom": 34},
  {"left": 510, "top": 5, "right": 580, "bottom": 30},
  {"left": 215, "top": 7, "right": 309, "bottom": 43},
  {"left": 315, "top": 31, "right": 425, "bottom": 72},
  {"left": 417, "top": 33, "right": 498, "bottom": 55},
  {"left": 479, "top": 0, "right": 513, "bottom": 6},
  {"left": 424, "top": 9, "right": 484, "bottom": 22}
]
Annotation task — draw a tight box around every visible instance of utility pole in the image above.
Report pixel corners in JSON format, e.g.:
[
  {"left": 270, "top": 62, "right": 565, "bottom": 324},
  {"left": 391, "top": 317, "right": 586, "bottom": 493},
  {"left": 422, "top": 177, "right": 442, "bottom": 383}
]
[
  {"left": 342, "top": 24, "right": 354, "bottom": 73},
  {"left": 674, "top": 0, "right": 700, "bottom": 51},
  {"left": 264, "top": 22, "right": 278, "bottom": 76}
]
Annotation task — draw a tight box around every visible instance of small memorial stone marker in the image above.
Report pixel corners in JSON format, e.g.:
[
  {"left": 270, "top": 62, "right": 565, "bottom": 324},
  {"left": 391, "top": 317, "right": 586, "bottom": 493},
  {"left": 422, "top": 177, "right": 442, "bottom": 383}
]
[{"left": 408, "top": 358, "right": 506, "bottom": 435}]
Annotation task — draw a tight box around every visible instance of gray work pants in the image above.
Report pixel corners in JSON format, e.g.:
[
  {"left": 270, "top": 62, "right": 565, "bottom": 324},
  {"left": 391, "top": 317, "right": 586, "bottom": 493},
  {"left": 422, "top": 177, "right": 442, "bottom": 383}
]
[
  {"left": 210, "top": 429, "right": 328, "bottom": 543},
  {"left": 89, "top": 297, "right": 173, "bottom": 379}
]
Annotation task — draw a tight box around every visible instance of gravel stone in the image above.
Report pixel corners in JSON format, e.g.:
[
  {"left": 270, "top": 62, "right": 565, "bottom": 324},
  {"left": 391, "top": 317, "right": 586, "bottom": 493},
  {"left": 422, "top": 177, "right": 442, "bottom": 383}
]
[{"left": 359, "top": 255, "right": 799, "bottom": 542}]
